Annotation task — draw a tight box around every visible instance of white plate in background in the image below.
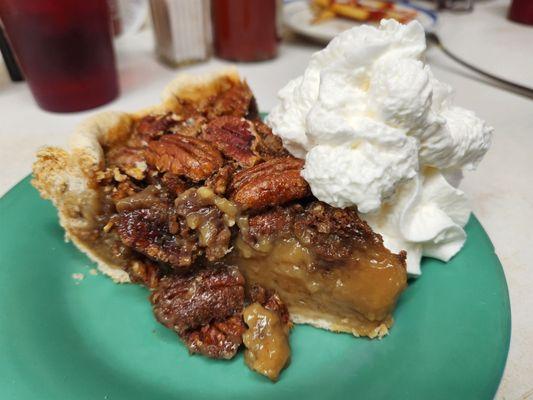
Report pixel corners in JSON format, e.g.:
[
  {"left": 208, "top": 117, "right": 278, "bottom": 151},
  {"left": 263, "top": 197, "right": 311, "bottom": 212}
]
[{"left": 284, "top": 1, "right": 437, "bottom": 44}]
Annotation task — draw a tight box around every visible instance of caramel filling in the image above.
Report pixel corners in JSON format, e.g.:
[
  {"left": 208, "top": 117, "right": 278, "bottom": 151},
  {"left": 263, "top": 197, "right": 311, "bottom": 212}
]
[
  {"left": 231, "top": 236, "right": 406, "bottom": 337},
  {"left": 243, "top": 303, "right": 290, "bottom": 381}
]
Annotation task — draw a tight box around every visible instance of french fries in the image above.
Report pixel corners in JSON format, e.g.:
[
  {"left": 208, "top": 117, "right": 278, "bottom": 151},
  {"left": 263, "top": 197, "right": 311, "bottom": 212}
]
[{"left": 310, "top": 0, "right": 417, "bottom": 25}]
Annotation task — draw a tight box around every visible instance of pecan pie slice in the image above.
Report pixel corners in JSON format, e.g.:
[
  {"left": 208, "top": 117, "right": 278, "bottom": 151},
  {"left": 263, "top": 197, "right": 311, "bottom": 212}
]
[{"left": 32, "top": 69, "right": 406, "bottom": 380}]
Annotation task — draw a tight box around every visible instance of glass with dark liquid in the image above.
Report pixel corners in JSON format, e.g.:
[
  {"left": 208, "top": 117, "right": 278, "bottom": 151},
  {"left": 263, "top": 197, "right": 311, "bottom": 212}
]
[
  {"left": 0, "top": 0, "right": 119, "bottom": 112},
  {"left": 211, "top": 0, "right": 279, "bottom": 62}
]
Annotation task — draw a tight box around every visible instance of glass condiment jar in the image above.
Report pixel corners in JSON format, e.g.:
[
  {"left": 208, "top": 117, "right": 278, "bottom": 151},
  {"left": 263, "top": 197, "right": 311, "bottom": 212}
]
[{"left": 149, "top": 0, "right": 212, "bottom": 66}]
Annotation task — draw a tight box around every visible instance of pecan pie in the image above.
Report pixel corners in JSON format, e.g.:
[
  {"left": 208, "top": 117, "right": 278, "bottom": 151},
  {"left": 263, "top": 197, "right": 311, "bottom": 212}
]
[{"left": 32, "top": 68, "right": 407, "bottom": 381}]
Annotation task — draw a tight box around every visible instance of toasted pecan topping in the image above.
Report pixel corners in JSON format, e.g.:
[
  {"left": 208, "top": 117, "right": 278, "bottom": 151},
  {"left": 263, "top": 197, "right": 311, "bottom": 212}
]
[
  {"left": 185, "top": 315, "right": 246, "bottom": 359},
  {"left": 246, "top": 206, "right": 298, "bottom": 240},
  {"left": 201, "top": 116, "right": 260, "bottom": 167},
  {"left": 293, "top": 201, "right": 378, "bottom": 262},
  {"left": 174, "top": 188, "right": 235, "bottom": 262},
  {"left": 145, "top": 134, "right": 223, "bottom": 181},
  {"left": 160, "top": 173, "right": 189, "bottom": 197},
  {"left": 136, "top": 112, "right": 182, "bottom": 140},
  {"left": 208, "top": 81, "right": 257, "bottom": 119},
  {"left": 252, "top": 119, "right": 288, "bottom": 159},
  {"left": 127, "top": 261, "right": 160, "bottom": 289},
  {"left": 249, "top": 285, "right": 291, "bottom": 329},
  {"left": 114, "top": 204, "right": 198, "bottom": 268},
  {"left": 229, "top": 157, "right": 311, "bottom": 210},
  {"left": 151, "top": 265, "right": 245, "bottom": 359},
  {"left": 205, "top": 164, "right": 236, "bottom": 195},
  {"left": 151, "top": 265, "right": 245, "bottom": 335},
  {"left": 106, "top": 146, "right": 146, "bottom": 173}
]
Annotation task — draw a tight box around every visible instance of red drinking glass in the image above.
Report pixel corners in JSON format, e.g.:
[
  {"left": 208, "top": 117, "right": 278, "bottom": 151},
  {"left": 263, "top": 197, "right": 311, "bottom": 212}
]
[
  {"left": 0, "top": 0, "right": 119, "bottom": 112},
  {"left": 508, "top": 0, "right": 533, "bottom": 25},
  {"left": 211, "top": 0, "right": 279, "bottom": 62}
]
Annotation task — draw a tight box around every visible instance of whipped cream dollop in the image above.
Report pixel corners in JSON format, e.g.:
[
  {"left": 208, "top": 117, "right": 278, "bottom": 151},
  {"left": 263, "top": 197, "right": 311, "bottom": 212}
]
[{"left": 267, "top": 20, "right": 492, "bottom": 275}]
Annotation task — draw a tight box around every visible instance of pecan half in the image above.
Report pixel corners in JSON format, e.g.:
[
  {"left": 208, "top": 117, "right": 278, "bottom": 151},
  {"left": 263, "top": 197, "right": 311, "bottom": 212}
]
[
  {"left": 201, "top": 116, "right": 260, "bottom": 167},
  {"left": 151, "top": 265, "right": 245, "bottom": 337},
  {"left": 145, "top": 134, "right": 223, "bottom": 181},
  {"left": 114, "top": 204, "right": 198, "bottom": 268},
  {"left": 229, "top": 157, "right": 311, "bottom": 210}
]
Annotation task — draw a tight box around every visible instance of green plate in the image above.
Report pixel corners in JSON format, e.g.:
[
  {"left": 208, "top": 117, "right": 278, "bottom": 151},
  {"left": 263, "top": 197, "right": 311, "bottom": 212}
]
[{"left": 0, "top": 177, "right": 510, "bottom": 400}]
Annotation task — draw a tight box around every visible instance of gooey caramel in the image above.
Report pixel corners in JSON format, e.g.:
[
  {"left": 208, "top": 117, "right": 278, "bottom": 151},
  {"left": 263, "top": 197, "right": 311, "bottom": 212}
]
[
  {"left": 243, "top": 303, "right": 291, "bottom": 381},
  {"left": 232, "top": 236, "right": 406, "bottom": 338}
]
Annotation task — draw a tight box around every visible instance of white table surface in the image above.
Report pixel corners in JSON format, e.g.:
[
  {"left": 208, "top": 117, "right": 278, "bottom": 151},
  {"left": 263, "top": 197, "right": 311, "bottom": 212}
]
[{"left": 1, "top": 1, "right": 532, "bottom": 398}]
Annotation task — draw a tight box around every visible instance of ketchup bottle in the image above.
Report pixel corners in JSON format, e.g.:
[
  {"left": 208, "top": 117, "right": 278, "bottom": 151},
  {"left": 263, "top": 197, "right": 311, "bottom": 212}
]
[{"left": 211, "top": 0, "right": 279, "bottom": 62}]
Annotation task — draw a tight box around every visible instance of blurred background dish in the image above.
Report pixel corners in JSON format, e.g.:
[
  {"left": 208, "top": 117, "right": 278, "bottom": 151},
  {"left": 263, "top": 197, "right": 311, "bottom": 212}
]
[
  {"left": 284, "top": 0, "right": 436, "bottom": 43},
  {"left": 310, "top": 0, "right": 418, "bottom": 24}
]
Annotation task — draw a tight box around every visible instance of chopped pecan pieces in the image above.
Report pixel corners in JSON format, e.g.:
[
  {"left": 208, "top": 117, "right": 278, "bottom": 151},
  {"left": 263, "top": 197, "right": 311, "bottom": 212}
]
[
  {"left": 201, "top": 116, "right": 260, "bottom": 167},
  {"left": 115, "top": 204, "right": 198, "bottom": 268},
  {"left": 246, "top": 206, "right": 297, "bottom": 239},
  {"left": 205, "top": 164, "right": 235, "bottom": 195},
  {"left": 293, "top": 201, "right": 377, "bottom": 263},
  {"left": 208, "top": 81, "right": 257, "bottom": 119},
  {"left": 145, "top": 134, "right": 223, "bottom": 181},
  {"left": 106, "top": 146, "right": 147, "bottom": 179},
  {"left": 176, "top": 116, "right": 207, "bottom": 137},
  {"left": 151, "top": 265, "right": 245, "bottom": 359},
  {"left": 109, "top": 179, "right": 142, "bottom": 203},
  {"left": 160, "top": 173, "right": 188, "bottom": 196},
  {"left": 114, "top": 185, "right": 166, "bottom": 212},
  {"left": 185, "top": 315, "right": 246, "bottom": 359},
  {"left": 249, "top": 285, "right": 291, "bottom": 329},
  {"left": 175, "top": 187, "right": 235, "bottom": 262},
  {"left": 128, "top": 260, "right": 160, "bottom": 289},
  {"left": 136, "top": 112, "right": 182, "bottom": 140},
  {"left": 229, "top": 157, "right": 311, "bottom": 210},
  {"left": 252, "top": 119, "right": 288, "bottom": 159}
]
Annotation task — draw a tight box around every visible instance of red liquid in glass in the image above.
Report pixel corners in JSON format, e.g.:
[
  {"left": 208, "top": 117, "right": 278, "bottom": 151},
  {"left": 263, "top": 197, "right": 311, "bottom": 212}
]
[
  {"left": 0, "top": 0, "right": 119, "bottom": 112},
  {"left": 211, "top": 0, "right": 278, "bottom": 62},
  {"left": 508, "top": 0, "right": 533, "bottom": 25}
]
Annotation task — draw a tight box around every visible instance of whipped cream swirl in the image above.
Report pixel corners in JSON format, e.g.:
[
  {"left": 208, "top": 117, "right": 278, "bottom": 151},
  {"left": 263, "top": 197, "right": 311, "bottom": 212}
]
[{"left": 267, "top": 20, "right": 492, "bottom": 275}]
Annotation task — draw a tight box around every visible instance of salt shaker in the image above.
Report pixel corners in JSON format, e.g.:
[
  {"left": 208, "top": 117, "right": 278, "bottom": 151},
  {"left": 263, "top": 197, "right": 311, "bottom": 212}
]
[{"left": 149, "top": 0, "right": 211, "bottom": 66}]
